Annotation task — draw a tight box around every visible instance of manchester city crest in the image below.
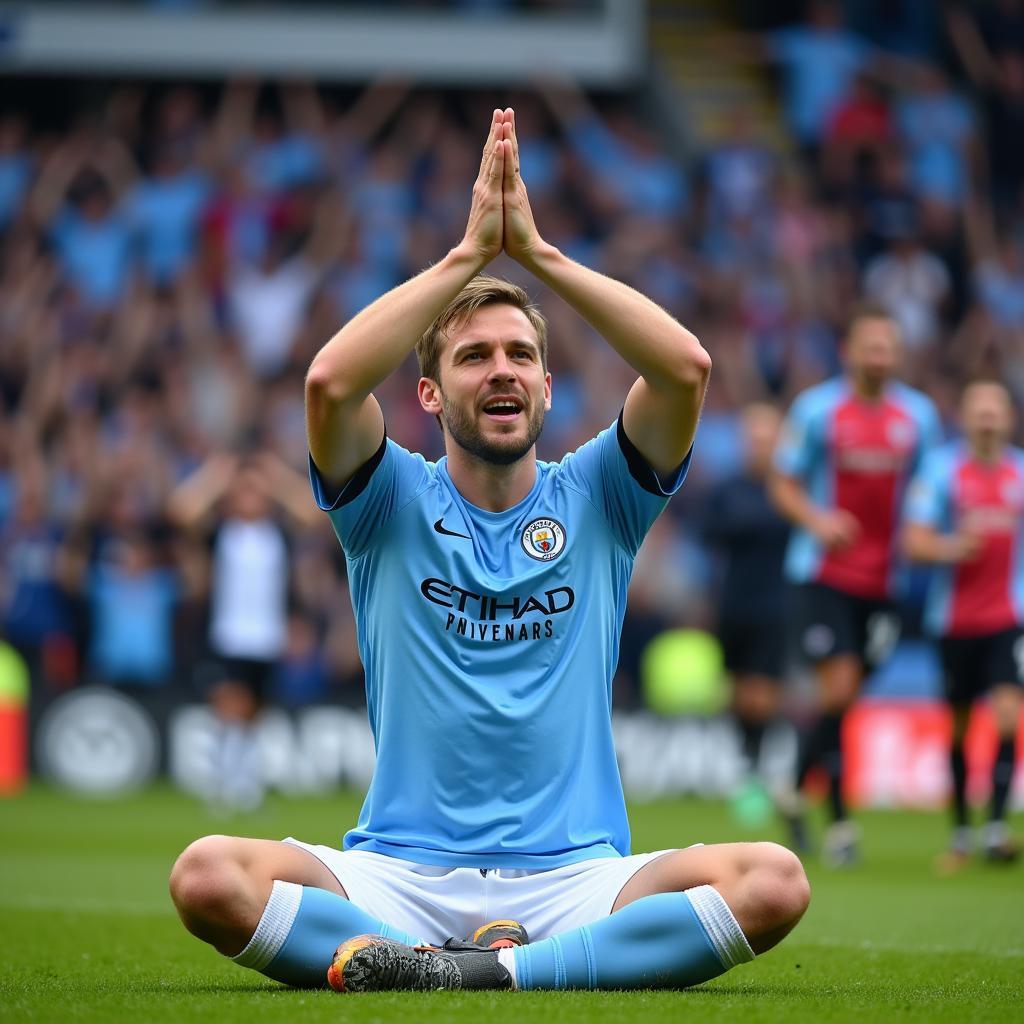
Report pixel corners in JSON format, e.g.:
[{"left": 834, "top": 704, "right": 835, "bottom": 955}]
[{"left": 521, "top": 517, "right": 566, "bottom": 561}]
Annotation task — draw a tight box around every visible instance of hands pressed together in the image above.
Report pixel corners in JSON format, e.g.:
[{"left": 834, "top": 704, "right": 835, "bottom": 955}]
[{"left": 462, "top": 107, "right": 544, "bottom": 268}]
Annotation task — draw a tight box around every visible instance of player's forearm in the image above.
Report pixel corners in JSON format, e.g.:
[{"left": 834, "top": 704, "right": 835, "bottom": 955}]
[
  {"left": 769, "top": 473, "right": 826, "bottom": 533},
  {"left": 903, "top": 523, "right": 963, "bottom": 564},
  {"left": 521, "top": 243, "right": 711, "bottom": 393},
  {"left": 306, "top": 245, "right": 486, "bottom": 403}
]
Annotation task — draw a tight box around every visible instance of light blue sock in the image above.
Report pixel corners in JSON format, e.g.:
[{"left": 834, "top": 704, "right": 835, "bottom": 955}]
[
  {"left": 232, "top": 880, "right": 422, "bottom": 987},
  {"left": 511, "top": 885, "right": 754, "bottom": 990}
]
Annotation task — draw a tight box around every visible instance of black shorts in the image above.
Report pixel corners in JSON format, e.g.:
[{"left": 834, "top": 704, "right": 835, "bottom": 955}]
[
  {"left": 792, "top": 582, "right": 900, "bottom": 674},
  {"left": 939, "top": 627, "right": 1024, "bottom": 705},
  {"left": 718, "top": 619, "right": 787, "bottom": 679}
]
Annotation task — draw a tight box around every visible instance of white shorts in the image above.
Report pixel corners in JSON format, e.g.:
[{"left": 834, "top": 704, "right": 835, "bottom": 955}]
[{"left": 284, "top": 840, "right": 678, "bottom": 945}]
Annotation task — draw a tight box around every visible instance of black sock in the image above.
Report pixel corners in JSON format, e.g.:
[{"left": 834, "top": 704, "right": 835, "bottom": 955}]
[
  {"left": 738, "top": 718, "right": 766, "bottom": 773},
  {"left": 796, "top": 718, "right": 824, "bottom": 787},
  {"left": 797, "top": 713, "right": 844, "bottom": 819},
  {"left": 991, "top": 738, "right": 1016, "bottom": 823},
  {"left": 818, "top": 714, "right": 845, "bottom": 822},
  {"left": 950, "top": 745, "right": 968, "bottom": 828}
]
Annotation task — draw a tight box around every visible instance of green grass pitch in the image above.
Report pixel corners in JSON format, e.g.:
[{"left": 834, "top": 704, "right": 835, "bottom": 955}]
[{"left": 2, "top": 786, "right": 1021, "bottom": 1023}]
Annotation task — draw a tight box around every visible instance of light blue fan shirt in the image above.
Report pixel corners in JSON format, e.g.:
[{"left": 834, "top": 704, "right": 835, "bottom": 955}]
[{"left": 310, "top": 417, "right": 690, "bottom": 868}]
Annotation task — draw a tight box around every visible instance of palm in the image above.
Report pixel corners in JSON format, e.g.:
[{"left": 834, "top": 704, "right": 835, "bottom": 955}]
[
  {"left": 462, "top": 110, "right": 507, "bottom": 263},
  {"left": 463, "top": 110, "right": 542, "bottom": 265},
  {"left": 472, "top": 198, "right": 504, "bottom": 258},
  {"left": 499, "top": 115, "right": 541, "bottom": 261},
  {"left": 504, "top": 184, "right": 536, "bottom": 258}
]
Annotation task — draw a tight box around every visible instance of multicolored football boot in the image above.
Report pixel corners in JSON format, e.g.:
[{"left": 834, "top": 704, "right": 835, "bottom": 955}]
[
  {"left": 327, "top": 935, "right": 513, "bottom": 993},
  {"left": 466, "top": 919, "right": 529, "bottom": 949}
]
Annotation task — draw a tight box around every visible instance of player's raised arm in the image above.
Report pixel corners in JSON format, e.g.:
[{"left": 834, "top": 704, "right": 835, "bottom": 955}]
[
  {"left": 304, "top": 110, "right": 507, "bottom": 491},
  {"left": 498, "top": 109, "right": 710, "bottom": 474}
]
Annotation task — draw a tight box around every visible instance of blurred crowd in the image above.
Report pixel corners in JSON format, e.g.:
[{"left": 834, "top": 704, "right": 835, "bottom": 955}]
[{"left": 4, "top": 0, "right": 1024, "bottom": 711}]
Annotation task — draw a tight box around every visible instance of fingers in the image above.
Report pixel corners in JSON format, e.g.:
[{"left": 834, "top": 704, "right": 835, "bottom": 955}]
[
  {"left": 489, "top": 134, "right": 506, "bottom": 186},
  {"left": 475, "top": 108, "right": 517, "bottom": 199},
  {"left": 474, "top": 126, "right": 503, "bottom": 201},
  {"left": 478, "top": 108, "right": 502, "bottom": 178},
  {"left": 501, "top": 134, "right": 516, "bottom": 192},
  {"left": 505, "top": 107, "right": 520, "bottom": 173}
]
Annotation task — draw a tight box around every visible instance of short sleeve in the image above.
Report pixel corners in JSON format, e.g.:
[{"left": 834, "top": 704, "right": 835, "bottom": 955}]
[
  {"left": 904, "top": 450, "right": 949, "bottom": 529},
  {"left": 909, "top": 393, "right": 943, "bottom": 476},
  {"left": 557, "top": 415, "right": 690, "bottom": 556},
  {"left": 774, "top": 390, "right": 822, "bottom": 479},
  {"left": 309, "top": 436, "right": 433, "bottom": 557}
]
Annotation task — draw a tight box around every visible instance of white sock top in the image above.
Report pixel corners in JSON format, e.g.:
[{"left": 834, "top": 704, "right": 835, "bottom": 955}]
[
  {"left": 496, "top": 946, "right": 519, "bottom": 988},
  {"left": 232, "top": 879, "right": 302, "bottom": 971},
  {"left": 686, "top": 884, "right": 755, "bottom": 970}
]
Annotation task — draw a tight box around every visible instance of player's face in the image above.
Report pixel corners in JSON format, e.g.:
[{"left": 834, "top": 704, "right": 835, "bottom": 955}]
[
  {"left": 961, "top": 383, "right": 1013, "bottom": 447},
  {"left": 432, "top": 304, "right": 552, "bottom": 466},
  {"left": 741, "top": 403, "right": 782, "bottom": 473},
  {"left": 844, "top": 316, "right": 900, "bottom": 389}
]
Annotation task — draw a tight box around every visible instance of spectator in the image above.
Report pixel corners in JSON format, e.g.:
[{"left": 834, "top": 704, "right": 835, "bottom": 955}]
[
  {"left": 539, "top": 79, "right": 688, "bottom": 219},
  {"left": 127, "top": 145, "right": 212, "bottom": 288},
  {"left": 701, "top": 107, "right": 778, "bottom": 228},
  {"left": 863, "top": 217, "right": 951, "bottom": 357},
  {"left": 213, "top": 81, "right": 328, "bottom": 197},
  {"left": 0, "top": 115, "right": 32, "bottom": 233},
  {"left": 758, "top": 0, "right": 873, "bottom": 158},
  {"left": 1, "top": 463, "right": 78, "bottom": 690},
  {"left": 966, "top": 193, "right": 1024, "bottom": 333},
  {"left": 822, "top": 71, "right": 893, "bottom": 190},
  {"left": 948, "top": 3, "right": 1024, "bottom": 212},
  {"left": 30, "top": 134, "right": 137, "bottom": 311},
  {"left": 80, "top": 529, "right": 191, "bottom": 689},
  {"left": 168, "top": 450, "right": 321, "bottom": 809},
  {"left": 225, "top": 192, "right": 346, "bottom": 379},
  {"left": 895, "top": 65, "right": 978, "bottom": 214}
]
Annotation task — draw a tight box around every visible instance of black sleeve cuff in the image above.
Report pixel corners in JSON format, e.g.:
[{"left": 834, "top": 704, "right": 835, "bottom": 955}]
[
  {"left": 311, "top": 432, "right": 387, "bottom": 510},
  {"left": 616, "top": 411, "right": 689, "bottom": 497}
]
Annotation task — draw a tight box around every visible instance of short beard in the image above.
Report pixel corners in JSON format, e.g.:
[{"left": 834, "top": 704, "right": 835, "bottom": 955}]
[{"left": 440, "top": 393, "right": 545, "bottom": 467}]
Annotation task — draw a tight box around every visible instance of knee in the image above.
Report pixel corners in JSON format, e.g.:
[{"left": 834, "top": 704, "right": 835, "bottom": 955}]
[
  {"left": 749, "top": 842, "right": 811, "bottom": 927},
  {"left": 168, "top": 835, "right": 240, "bottom": 923}
]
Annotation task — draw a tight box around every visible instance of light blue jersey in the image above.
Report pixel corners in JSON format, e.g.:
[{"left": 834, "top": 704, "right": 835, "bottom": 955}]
[{"left": 310, "top": 417, "right": 689, "bottom": 868}]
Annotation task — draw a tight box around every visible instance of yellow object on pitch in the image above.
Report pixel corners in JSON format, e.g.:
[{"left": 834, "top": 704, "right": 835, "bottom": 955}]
[{"left": 641, "top": 628, "right": 728, "bottom": 716}]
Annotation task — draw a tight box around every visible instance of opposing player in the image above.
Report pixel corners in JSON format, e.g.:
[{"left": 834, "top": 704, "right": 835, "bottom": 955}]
[
  {"left": 903, "top": 381, "right": 1023, "bottom": 867},
  {"left": 771, "top": 306, "right": 941, "bottom": 864},
  {"left": 169, "top": 108, "right": 809, "bottom": 992}
]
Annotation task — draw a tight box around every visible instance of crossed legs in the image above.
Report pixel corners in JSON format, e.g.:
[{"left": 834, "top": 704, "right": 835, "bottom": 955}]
[
  {"left": 612, "top": 841, "right": 810, "bottom": 955},
  {"left": 170, "top": 836, "right": 349, "bottom": 955},
  {"left": 170, "top": 835, "right": 809, "bottom": 988}
]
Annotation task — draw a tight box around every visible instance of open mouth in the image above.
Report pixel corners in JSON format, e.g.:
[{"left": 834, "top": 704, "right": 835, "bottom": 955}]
[{"left": 481, "top": 397, "right": 524, "bottom": 422}]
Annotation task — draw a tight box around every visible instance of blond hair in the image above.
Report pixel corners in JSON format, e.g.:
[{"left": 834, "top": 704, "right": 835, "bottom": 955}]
[{"left": 416, "top": 275, "right": 548, "bottom": 382}]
